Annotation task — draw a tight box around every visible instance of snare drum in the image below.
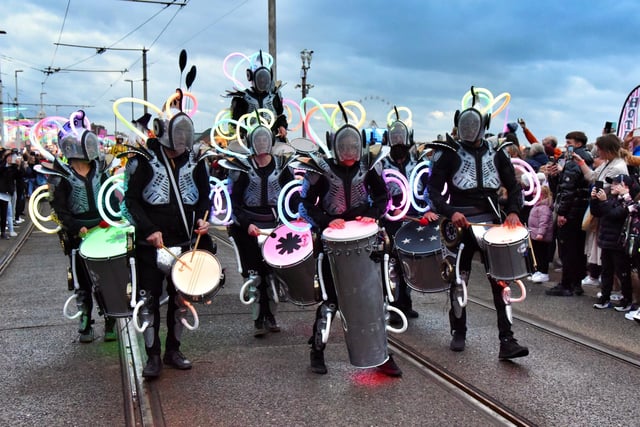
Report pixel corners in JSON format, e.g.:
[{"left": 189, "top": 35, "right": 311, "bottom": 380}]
[
  {"left": 394, "top": 221, "right": 448, "bottom": 292},
  {"left": 79, "top": 226, "right": 135, "bottom": 318},
  {"left": 482, "top": 226, "right": 533, "bottom": 281},
  {"left": 262, "top": 222, "right": 317, "bottom": 306},
  {"left": 171, "top": 249, "right": 223, "bottom": 303},
  {"left": 322, "top": 220, "right": 388, "bottom": 368}
]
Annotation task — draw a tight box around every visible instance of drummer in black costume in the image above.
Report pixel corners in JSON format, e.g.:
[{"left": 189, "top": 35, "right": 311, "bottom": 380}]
[
  {"left": 45, "top": 111, "right": 115, "bottom": 343},
  {"left": 227, "top": 50, "right": 288, "bottom": 142},
  {"left": 426, "top": 106, "right": 529, "bottom": 359},
  {"left": 223, "top": 124, "right": 294, "bottom": 336},
  {"left": 380, "top": 115, "right": 438, "bottom": 325},
  {"left": 297, "top": 118, "right": 402, "bottom": 376},
  {"left": 123, "top": 112, "right": 216, "bottom": 378}
]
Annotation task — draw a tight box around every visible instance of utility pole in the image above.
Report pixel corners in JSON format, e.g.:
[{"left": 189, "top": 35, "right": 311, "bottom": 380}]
[
  {"left": 54, "top": 43, "right": 150, "bottom": 114},
  {"left": 295, "top": 49, "right": 313, "bottom": 137},
  {"left": 124, "top": 79, "right": 135, "bottom": 121},
  {"left": 268, "top": 0, "right": 277, "bottom": 80},
  {"left": 0, "top": 30, "right": 6, "bottom": 146}
]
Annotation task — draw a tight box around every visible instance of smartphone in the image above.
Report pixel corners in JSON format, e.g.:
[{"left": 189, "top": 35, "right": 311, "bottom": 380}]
[
  {"left": 595, "top": 180, "right": 604, "bottom": 190},
  {"left": 604, "top": 121, "right": 613, "bottom": 134},
  {"left": 566, "top": 145, "right": 574, "bottom": 160},
  {"left": 634, "top": 128, "right": 640, "bottom": 137}
]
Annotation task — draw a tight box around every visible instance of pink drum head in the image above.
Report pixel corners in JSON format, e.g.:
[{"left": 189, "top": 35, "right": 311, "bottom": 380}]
[
  {"left": 322, "top": 220, "right": 379, "bottom": 242},
  {"left": 483, "top": 226, "right": 528, "bottom": 245},
  {"left": 262, "top": 222, "right": 313, "bottom": 267}
]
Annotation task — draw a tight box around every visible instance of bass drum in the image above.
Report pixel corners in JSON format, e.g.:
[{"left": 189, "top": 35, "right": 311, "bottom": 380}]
[
  {"left": 394, "top": 221, "right": 448, "bottom": 293},
  {"left": 322, "top": 220, "right": 388, "bottom": 368},
  {"left": 79, "top": 225, "right": 135, "bottom": 318}
]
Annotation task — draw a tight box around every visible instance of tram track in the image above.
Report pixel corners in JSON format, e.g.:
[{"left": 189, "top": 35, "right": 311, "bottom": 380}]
[
  {"left": 469, "top": 296, "right": 640, "bottom": 368},
  {"left": 6, "top": 226, "right": 640, "bottom": 425}
]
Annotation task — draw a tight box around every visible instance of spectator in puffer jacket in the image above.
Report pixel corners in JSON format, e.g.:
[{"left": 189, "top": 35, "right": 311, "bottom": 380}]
[
  {"left": 545, "top": 131, "right": 593, "bottom": 296},
  {"left": 590, "top": 174, "right": 637, "bottom": 312},
  {"left": 527, "top": 185, "right": 555, "bottom": 283}
]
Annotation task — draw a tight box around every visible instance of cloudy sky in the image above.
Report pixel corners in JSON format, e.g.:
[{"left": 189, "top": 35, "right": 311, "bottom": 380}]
[{"left": 1, "top": 0, "right": 640, "bottom": 146}]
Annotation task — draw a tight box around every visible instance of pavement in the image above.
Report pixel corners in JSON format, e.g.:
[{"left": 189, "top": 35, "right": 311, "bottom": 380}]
[{"left": 3, "top": 216, "right": 640, "bottom": 426}]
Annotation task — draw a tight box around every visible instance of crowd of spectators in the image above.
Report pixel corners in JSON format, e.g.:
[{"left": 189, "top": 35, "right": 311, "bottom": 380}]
[{"left": 509, "top": 120, "right": 640, "bottom": 319}]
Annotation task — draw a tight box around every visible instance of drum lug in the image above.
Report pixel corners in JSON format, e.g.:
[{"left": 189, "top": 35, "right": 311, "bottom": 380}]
[
  {"left": 440, "top": 218, "right": 463, "bottom": 249},
  {"left": 440, "top": 256, "right": 455, "bottom": 283}
]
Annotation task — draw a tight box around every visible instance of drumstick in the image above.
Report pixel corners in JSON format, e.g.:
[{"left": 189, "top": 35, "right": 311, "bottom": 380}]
[
  {"left": 162, "top": 245, "right": 192, "bottom": 270},
  {"left": 190, "top": 211, "right": 210, "bottom": 262},
  {"left": 404, "top": 215, "right": 429, "bottom": 225},
  {"left": 257, "top": 229, "right": 277, "bottom": 238}
]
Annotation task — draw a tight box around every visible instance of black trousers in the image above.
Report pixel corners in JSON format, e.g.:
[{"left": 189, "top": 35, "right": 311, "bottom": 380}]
[
  {"left": 556, "top": 218, "right": 586, "bottom": 290},
  {"left": 449, "top": 227, "right": 513, "bottom": 340}
]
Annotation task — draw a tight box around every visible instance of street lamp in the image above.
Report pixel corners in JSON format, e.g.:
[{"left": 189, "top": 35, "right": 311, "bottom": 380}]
[
  {"left": 124, "top": 79, "right": 134, "bottom": 121},
  {"left": 295, "top": 49, "right": 314, "bottom": 137},
  {"left": 109, "top": 99, "right": 118, "bottom": 134},
  {"left": 14, "top": 69, "right": 23, "bottom": 119},
  {"left": 0, "top": 30, "right": 6, "bottom": 146},
  {"left": 14, "top": 69, "right": 23, "bottom": 147}
]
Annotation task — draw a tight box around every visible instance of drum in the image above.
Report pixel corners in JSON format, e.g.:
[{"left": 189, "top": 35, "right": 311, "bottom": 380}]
[
  {"left": 79, "top": 225, "right": 135, "bottom": 318},
  {"left": 482, "top": 226, "right": 533, "bottom": 281},
  {"left": 262, "top": 222, "right": 318, "bottom": 306},
  {"left": 394, "top": 221, "right": 448, "bottom": 292},
  {"left": 322, "top": 220, "right": 388, "bottom": 368},
  {"left": 171, "top": 249, "right": 223, "bottom": 303}
]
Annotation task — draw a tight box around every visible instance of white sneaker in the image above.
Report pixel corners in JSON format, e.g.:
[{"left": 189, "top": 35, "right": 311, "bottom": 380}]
[
  {"left": 15, "top": 217, "right": 24, "bottom": 224},
  {"left": 532, "top": 273, "right": 549, "bottom": 283},
  {"left": 610, "top": 292, "right": 623, "bottom": 302},
  {"left": 625, "top": 309, "right": 640, "bottom": 321},
  {"left": 528, "top": 272, "right": 540, "bottom": 281},
  {"left": 8, "top": 231, "right": 17, "bottom": 237},
  {"left": 581, "top": 276, "right": 600, "bottom": 286}
]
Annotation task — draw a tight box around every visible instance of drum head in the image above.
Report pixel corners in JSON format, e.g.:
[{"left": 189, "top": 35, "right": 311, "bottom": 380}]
[
  {"left": 172, "top": 250, "right": 221, "bottom": 297},
  {"left": 262, "top": 222, "right": 313, "bottom": 268},
  {"left": 80, "top": 225, "right": 134, "bottom": 259},
  {"left": 322, "top": 220, "right": 379, "bottom": 242},
  {"left": 483, "top": 226, "right": 529, "bottom": 245},
  {"left": 289, "top": 138, "right": 318, "bottom": 154},
  {"left": 395, "top": 221, "right": 441, "bottom": 255}
]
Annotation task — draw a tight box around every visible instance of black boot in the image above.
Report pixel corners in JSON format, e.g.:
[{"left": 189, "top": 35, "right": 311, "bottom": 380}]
[
  {"left": 498, "top": 337, "right": 529, "bottom": 360},
  {"left": 142, "top": 355, "right": 162, "bottom": 378},
  {"left": 449, "top": 331, "right": 466, "bottom": 352},
  {"left": 264, "top": 314, "right": 281, "bottom": 332},
  {"left": 310, "top": 348, "right": 327, "bottom": 374},
  {"left": 254, "top": 315, "right": 268, "bottom": 337},
  {"left": 377, "top": 355, "right": 402, "bottom": 377},
  {"left": 104, "top": 317, "right": 117, "bottom": 342},
  {"left": 163, "top": 350, "right": 192, "bottom": 370}
]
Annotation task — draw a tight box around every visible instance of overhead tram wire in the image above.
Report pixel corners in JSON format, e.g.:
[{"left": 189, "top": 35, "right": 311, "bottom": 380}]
[
  {"left": 43, "top": 0, "right": 71, "bottom": 87},
  {"left": 178, "top": 0, "right": 249, "bottom": 46},
  {"left": 89, "top": 2, "right": 187, "bottom": 107}
]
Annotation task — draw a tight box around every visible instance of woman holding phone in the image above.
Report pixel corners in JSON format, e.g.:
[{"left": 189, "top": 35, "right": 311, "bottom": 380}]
[{"left": 572, "top": 133, "right": 630, "bottom": 291}]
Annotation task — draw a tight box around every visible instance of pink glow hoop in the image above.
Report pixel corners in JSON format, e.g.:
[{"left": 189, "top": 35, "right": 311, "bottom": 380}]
[
  {"left": 383, "top": 169, "right": 410, "bottom": 221},
  {"left": 164, "top": 91, "right": 198, "bottom": 118},
  {"left": 511, "top": 158, "right": 541, "bottom": 205}
]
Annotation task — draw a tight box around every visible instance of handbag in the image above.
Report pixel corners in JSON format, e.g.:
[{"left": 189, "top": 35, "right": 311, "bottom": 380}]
[{"left": 581, "top": 207, "right": 591, "bottom": 231}]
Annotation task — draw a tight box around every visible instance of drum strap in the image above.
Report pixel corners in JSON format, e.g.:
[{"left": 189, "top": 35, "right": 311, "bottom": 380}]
[{"left": 160, "top": 147, "right": 192, "bottom": 239}]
